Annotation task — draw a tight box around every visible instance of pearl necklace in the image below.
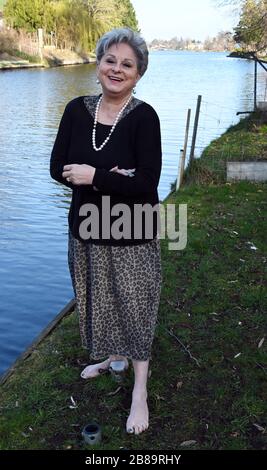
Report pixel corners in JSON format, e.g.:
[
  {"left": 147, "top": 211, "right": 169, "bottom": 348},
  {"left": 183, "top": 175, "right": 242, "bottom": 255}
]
[{"left": 92, "top": 94, "right": 132, "bottom": 151}]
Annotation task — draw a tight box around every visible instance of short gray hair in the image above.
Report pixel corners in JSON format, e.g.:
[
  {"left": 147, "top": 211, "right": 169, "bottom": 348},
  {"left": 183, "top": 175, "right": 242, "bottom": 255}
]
[{"left": 95, "top": 28, "right": 149, "bottom": 77}]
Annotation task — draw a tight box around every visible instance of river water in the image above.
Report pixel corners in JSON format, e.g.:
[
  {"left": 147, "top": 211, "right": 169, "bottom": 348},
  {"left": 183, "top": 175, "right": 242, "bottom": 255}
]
[{"left": 0, "top": 51, "right": 266, "bottom": 375}]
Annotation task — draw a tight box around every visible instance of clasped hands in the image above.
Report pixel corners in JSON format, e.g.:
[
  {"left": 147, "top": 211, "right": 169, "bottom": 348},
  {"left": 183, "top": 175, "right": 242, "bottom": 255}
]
[{"left": 62, "top": 164, "right": 135, "bottom": 189}]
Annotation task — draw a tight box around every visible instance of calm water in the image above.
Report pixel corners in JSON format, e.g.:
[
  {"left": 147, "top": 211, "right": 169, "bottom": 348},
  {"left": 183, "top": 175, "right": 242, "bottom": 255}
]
[{"left": 0, "top": 51, "right": 266, "bottom": 375}]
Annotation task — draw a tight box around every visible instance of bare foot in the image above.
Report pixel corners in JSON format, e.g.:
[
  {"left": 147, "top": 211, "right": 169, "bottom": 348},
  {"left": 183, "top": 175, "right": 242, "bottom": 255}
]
[
  {"left": 81, "top": 355, "right": 128, "bottom": 379},
  {"left": 80, "top": 358, "right": 111, "bottom": 379},
  {"left": 126, "top": 392, "right": 149, "bottom": 435}
]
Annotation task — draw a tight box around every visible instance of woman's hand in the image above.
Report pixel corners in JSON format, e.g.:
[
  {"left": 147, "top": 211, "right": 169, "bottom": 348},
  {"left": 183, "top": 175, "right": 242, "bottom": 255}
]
[
  {"left": 110, "top": 166, "right": 136, "bottom": 177},
  {"left": 62, "top": 164, "right": 135, "bottom": 189},
  {"left": 62, "top": 164, "right": 95, "bottom": 185},
  {"left": 92, "top": 166, "right": 136, "bottom": 191}
]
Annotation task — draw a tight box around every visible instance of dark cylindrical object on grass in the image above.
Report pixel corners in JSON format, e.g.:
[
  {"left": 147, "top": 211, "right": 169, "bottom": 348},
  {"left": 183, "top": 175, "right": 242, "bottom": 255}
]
[{"left": 82, "top": 423, "right": 102, "bottom": 445}]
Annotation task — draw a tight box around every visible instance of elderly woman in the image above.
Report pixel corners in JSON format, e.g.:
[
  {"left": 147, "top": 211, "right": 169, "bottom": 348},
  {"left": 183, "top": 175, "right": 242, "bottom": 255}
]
[{"left": 50, "top": 28, "right": 162, "bottom": 435}]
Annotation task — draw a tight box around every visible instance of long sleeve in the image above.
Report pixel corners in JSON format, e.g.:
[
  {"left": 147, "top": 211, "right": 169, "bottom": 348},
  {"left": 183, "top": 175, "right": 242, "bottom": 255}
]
[
  {"left": 92, "top": 108, "right": 162, "bottom": 196},
  {"left": 50, "top": 102, "right": 74, "bottom": 189}
]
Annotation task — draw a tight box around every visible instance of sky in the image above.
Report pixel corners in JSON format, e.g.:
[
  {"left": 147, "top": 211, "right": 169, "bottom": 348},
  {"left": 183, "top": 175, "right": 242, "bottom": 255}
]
[{"left": 131, "top": 0, "right": 239, "bottom": 42}]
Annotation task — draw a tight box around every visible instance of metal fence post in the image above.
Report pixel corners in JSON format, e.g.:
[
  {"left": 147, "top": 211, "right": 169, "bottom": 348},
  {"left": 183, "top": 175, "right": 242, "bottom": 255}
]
[{"left": 189, "top": 95, "right": 202, "bottom": 163}]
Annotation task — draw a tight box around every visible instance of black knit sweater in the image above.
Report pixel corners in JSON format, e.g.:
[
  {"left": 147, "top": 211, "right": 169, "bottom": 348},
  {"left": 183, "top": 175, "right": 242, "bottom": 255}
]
[{"left": 50, "top": 95, "right": 162, "bottom": 245}]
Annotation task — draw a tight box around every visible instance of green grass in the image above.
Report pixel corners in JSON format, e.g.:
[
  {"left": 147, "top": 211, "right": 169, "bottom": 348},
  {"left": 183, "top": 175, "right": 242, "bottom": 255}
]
[
  {"left": 0, "top": 181, "right": 266, "bottom": 450},
  {"left": 183, "top": 112, "right": 267, "bottom": 185},
  {"left": 6, "top": 49, "right": 42, "bottom": 63},
  {"left": 0, "top": 49, "right": 42, "bottom": 69},
  {"left": 0, "top": 114, "right": 266, "bottom": 450}
]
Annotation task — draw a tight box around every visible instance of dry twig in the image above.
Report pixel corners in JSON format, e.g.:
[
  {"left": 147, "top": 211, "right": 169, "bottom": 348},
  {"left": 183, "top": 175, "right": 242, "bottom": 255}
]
[{"left": 167, "top": 329, "right": 201, "bottom": 368}]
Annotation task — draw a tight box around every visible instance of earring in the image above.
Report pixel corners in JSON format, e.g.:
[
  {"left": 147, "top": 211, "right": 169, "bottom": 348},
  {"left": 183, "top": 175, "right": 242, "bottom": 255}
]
[
  {"left": 133, "top": 87, "right": 136, "bottom": 95},
  {"left": 96, "top": 78, "right": 100, "bottom": 84}
]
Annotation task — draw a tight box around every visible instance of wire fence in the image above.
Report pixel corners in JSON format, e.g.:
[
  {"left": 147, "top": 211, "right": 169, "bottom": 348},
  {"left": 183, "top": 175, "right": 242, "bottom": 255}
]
[
  {"left": 173, "top": 84, "right": 267, "bottom": 188},
  {"left": 0, "top": 26, "right": 71, "bottom": 57}
]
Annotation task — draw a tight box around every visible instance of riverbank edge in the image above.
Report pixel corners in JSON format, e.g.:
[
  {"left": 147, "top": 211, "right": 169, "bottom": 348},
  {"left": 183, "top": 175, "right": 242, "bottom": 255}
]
[
  {"left": 228, "top": 51, "right": 267, "bottom": 61},
  {"left": 0, "top": 299, "right": 75, "bottom": 386},
  {"left": 0, "top": 51, "right": 96, "bottom": 70},
  {"left": 0, "top": 116, "right": 266, "bottom": 450},
  {"left": 2, "top": 49, "right": 266, "bottom": 71},
  {"left": 180, "top": 111, "right": 267, "bottom": 187}
]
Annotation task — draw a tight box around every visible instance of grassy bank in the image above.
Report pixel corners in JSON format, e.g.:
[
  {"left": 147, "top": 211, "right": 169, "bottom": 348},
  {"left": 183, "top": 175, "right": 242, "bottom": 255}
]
[
  {"left": 183, "top": 112, "right": 267, "bottom": 185},
  {"left": 0, "top": 49, "right": 96, "bottom": 70},
  {"left": 0, "top": 117, "right": 266, "bottom": 450},
  {"left": 0, "top": 50, "right": 43, "bottom": 69}
]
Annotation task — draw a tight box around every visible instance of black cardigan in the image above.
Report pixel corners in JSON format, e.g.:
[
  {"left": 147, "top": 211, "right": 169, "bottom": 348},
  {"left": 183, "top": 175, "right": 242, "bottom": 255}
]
[{"left": 50, "top": 95, "right": 162, "bottom": 245}]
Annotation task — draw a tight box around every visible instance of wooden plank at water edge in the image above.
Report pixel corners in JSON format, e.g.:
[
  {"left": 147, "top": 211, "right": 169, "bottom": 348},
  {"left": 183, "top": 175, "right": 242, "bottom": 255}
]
[{"left": 227, "top": 161, "right": 267, "bottom": 182}]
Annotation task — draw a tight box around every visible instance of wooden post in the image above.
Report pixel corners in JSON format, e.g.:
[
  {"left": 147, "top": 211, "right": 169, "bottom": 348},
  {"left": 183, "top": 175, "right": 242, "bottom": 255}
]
[
  {"left": 254, "top": 56, "right": 257, "bottom": 111},
  {"left": 189, "top": 95, "right": 202, "bottom": 163},
  {"left": 182, "top": 108, "right": 191, "bottom": 169},
  {"left": 177, "top": 108, "right": 191, "bottom": 190},
  {"left": 176, "top": 149, "right": 184, "bottom": 190},
  {"left": 37, "top": 28, "right": 44, "bottom": 60}
]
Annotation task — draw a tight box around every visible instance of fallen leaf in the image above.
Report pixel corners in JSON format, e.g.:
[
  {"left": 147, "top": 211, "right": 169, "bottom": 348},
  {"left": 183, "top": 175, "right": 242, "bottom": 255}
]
[
  {"left": 69, "top": 395, "right": 78, "bottom": 409},
  {"left": 253, "top": 423, "right": 265, "bottom": 433},
  {"left": 107, "top": 386, "right": 121, "bottom": 396},
  {"left": 234, "top": 353, "right": 241, "bottom": 358},
  {"left": 70, "top": 396, "right": 77, "bottom": 406},
  {"left": 180, "top": 440, "right": 197, "bottom": 447},
  {"left": 155, "top": 394, "right": 166, "bottom": 401},
  {"left": 258, "top": 337, "right": 265, "bottom": 349},
  {"left": 246, "top": 241, "right": 257, "bottom": 250},
  {"left": 176, "top": 381, "right": 183, "bottom": 390},
  {"left": 230, "top": 432, "right": 240, "bottom": 437}
]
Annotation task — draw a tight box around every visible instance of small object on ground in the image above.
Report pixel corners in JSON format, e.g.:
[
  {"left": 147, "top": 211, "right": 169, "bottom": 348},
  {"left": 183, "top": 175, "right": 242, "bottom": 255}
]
[
  {"left": 109, "top": 360, "right": 128, "bottom": 382},
  {"left": 82, "top": 423, "right": 102, "bottom": 445}
]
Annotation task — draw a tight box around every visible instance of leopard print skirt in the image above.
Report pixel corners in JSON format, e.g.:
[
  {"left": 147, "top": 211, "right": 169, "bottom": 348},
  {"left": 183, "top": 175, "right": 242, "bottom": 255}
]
[{"left": 68, "top": 231, "right": 162, "bottom": 361}]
